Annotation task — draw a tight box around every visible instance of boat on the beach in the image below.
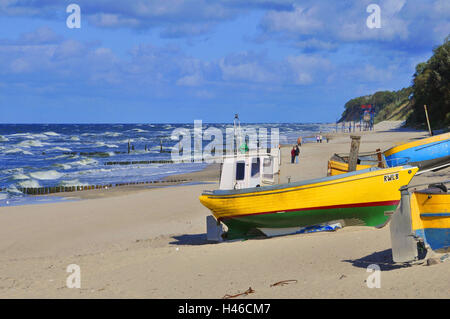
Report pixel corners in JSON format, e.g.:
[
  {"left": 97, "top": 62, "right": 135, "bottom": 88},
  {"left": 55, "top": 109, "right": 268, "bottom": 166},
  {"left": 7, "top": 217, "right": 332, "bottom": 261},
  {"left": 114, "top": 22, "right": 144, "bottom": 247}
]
[
  {"left": 384, "top": 132, "right": 450, "bottom": 170},
  {"left": 327, "top": 151, "right": 384, "bottom": 176},
  {"left": 200, "top": 165, "right": 419, "bottom": 240},
  {"left": 410, "top": 182, "right": 450, "bottom": 252}
]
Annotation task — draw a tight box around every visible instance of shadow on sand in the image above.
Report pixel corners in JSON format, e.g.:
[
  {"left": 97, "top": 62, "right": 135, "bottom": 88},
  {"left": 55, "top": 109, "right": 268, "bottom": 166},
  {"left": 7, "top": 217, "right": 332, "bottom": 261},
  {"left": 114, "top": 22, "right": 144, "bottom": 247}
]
[
  {"left": 170, "top": 233, "right": 213, "bottom": 246},
  {"left": 342, "top": 249, "right": 412, "bottom": 271}
]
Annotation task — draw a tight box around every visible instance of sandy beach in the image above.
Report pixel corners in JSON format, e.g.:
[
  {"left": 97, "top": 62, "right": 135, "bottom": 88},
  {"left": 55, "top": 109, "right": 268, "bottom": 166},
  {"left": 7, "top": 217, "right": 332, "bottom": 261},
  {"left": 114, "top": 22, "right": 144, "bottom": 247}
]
[{"left": 0, "top": 121, "right": 449, "bottom": 299}]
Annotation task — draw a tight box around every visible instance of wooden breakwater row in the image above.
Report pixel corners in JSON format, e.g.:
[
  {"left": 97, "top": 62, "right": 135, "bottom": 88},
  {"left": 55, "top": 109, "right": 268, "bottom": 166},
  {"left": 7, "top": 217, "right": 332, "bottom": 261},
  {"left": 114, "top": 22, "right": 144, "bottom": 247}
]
[
  {"left": 0, "top": 179, "right": 190, "bottom": 195},
  {"left": 104, "top": 159, "right": 223, "bottom": 165},
  {"left": 61, "top": 149, "right": 174, "bottom": 157},
  {"left": 105, "top": 160, "right": 178, "bottom": 165},
  {"left": 63, "top": 151, "right": 123, "bottom": 157}
]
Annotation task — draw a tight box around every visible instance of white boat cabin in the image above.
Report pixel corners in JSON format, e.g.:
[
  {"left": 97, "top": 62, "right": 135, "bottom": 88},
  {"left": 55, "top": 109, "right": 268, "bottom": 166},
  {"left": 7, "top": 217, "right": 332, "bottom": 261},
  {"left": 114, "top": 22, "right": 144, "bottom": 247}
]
[{"left": 219, "top": 148, "right": 280, "bottom": 190}]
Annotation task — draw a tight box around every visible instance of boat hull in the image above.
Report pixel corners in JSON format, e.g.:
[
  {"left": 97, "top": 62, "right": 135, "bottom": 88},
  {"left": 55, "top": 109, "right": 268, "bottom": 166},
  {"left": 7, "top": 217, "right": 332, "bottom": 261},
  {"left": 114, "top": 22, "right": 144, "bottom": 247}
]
[
  {"left": 200, "top": 166, "right": 418, "bottom": 239},
  {"left": 384, "top": 133, "right": 450, "bottom": 170},
  {"left": 410, "top": 191, "right": 450, "bottom": 252}
]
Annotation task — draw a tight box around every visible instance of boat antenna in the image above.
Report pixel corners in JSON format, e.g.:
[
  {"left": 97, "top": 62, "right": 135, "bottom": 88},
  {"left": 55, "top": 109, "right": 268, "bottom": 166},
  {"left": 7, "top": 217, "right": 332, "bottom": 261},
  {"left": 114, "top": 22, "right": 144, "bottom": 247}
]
[{"left": 233, "top": 114, "right": 242, "bottom": 155}]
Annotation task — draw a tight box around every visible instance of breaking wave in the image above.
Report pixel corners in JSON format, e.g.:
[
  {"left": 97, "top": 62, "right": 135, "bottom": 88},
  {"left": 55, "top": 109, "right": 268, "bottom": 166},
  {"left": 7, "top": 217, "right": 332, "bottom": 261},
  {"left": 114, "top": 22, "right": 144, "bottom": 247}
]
[{"left": 29, "top": 170, "right": 63, "bottom": 180}]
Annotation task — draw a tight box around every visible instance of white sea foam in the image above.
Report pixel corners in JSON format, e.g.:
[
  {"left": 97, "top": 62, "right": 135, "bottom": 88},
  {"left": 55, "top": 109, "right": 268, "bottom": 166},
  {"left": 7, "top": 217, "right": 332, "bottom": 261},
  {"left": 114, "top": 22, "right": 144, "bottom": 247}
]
[
  {"left": 18, "top": 179, "right": 41, "bottom": 188},
  {"left": 131, "top": 128, "right": 148, "bottom": 133},
  {"left": 103, "top": 132, "right": 122, "bottom": 137},
  {"left": 49, "top": 147, "right": 72, "bottom": 152},
  {"left": 52, "top": 163, "right": 72, "bottom": 170},
  {"left": 9, "top": 133, "right": 33, "bottom": 138},
  {"left": 29, "top": 170, "right": 63, "bottom": 180},
  {"left": 6, "top": 185, "right": 23, "bottom": 194},
  {"left": 69, "top": 136, "right": 80, "bottom": 141},
  {"left": 16, "top": 140, "right": 47, "bottom": 148},
  {"left": 1, "top": 167, "right": 24, "bottom": 174},
  {"left": 11, "top": 173, "right": 29, "bottom": 180},
  {"left": 46, "top": 154, "right": 76, "bottom": 160},
  {"left": 0, "top": 135, "right": 9, "bottom": 142},
  {"left": 71, "top": 158, "right": 98, "bottom": 166},
  {"left": 0, "top": 193, "right": 7, "bottom": 200},
  {"left": 5, "top": 148, "right": 33, "bottom": 155},
  {"left": 43, "top": 131, "right": 60, "bottom": 136},
  {"left": 95, "top": 142, "right": 118, "bottom": 148},
  {"left": 58, "top": 179, "right": 89, "bottom": 187},
  {"left": 118, "top": 139, "right": 135, "bottom": 143},
  {"left": 31, "top": 133, "right": 49, "bottom": 139}
]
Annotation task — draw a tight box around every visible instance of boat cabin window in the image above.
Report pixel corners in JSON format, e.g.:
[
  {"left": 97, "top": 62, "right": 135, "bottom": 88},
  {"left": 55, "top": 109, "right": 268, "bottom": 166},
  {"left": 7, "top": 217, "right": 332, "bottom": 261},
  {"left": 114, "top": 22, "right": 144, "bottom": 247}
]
[
  {"left": 236, "top": 161, "right": 245, "bottom": 181},
  {"left": 251, "top": 158, "right": 260, "bottom": 177}
]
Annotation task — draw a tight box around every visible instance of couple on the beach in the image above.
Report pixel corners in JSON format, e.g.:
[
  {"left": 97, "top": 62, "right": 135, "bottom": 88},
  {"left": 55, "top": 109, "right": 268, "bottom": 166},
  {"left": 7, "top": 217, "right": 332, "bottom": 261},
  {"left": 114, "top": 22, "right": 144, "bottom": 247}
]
[
  {"left": 291, "top": 145, "right": 300, "bottom": 164},
  {"left": 316, "top": 134, "right": 323, "bottom": 143}
]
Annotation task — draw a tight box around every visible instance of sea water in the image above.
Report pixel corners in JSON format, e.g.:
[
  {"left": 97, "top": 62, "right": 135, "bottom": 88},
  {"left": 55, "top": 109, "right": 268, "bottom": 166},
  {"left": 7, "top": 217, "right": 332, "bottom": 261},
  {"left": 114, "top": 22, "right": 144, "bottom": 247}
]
[{"left": 0, "top": 123, "right": 333, "bottom": 206}]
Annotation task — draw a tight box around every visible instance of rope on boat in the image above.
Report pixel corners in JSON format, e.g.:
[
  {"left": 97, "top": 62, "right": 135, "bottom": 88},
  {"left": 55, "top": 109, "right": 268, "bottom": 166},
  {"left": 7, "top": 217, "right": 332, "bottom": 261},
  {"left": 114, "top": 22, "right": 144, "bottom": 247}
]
[{"left": 222, "top": 287, "right": 255, "bottom": 299}]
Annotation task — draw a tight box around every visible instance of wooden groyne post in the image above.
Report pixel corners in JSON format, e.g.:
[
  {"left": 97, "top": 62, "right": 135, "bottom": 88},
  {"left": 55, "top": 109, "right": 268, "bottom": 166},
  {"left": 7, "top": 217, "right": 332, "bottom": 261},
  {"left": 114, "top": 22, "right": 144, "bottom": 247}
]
[
  {"left": 424, "top": 105, "right": 433, "bottom": 136},
  {"left": 348, "top": 135, "right": 361, "bottom": 172},
  {"left": 376, "top": 148, "right": 386, "bottom": 168}
]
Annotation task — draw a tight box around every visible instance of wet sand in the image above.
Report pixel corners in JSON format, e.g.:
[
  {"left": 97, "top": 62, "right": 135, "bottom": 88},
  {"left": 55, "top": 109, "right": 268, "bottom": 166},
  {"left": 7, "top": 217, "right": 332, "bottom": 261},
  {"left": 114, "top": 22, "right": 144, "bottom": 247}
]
[{"left": 0, "top": 121, "right": 448, "bottom": 298}]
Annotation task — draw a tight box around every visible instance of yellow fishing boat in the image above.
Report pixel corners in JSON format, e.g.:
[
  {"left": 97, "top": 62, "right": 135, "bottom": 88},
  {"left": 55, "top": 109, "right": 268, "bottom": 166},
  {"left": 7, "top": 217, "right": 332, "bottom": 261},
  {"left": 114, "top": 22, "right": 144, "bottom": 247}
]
[
  {"left": 410, "top": 183, "right": 450, "bottom": 252},
  {"left": 327, "top": 151, "right": 385, "bottom": 176},
  {"left": 328, "top": 159, "right": 372, "bottom": 176},
  {"left": 200, "top": 165, "right": 418, "bottom": 239}
]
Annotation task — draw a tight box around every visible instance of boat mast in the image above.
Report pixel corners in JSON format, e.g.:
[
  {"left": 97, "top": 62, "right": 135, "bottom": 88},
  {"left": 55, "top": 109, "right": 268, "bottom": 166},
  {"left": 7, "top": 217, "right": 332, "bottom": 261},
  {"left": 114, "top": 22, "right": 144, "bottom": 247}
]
[{"left": 233, "top": 114, "right": 242, "bottom": 156}]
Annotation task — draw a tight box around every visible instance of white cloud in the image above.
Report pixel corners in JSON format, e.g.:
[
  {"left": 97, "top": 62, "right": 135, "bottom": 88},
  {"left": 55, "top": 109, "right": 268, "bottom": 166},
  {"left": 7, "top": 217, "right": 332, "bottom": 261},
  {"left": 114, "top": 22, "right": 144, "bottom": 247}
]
[
  {"left": 176, "top": 73, "right": 203, "bottom": 86},
  {"left": 10, "top": 58, "right": 30, "bottom": 73},
  {"left": 286, "top": 54, "right": 332, "bottom": 85},
  {"left": 259, "top": 0, "right": 446, "bottom": 51},
  {"left": 261, "top": 5, "right": 323, "bottom": 35},
  {"left": 88, "top": 14, "right": 140, "bottom": 28}
]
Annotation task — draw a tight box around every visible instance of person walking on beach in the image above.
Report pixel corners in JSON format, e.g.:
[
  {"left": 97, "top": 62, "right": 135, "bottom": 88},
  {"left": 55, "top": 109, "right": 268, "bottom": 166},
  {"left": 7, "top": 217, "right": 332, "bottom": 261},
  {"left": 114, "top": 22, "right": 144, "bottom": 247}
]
[
  {"left": 295, "top": 145, "right": 300, "bottom": 164},
  {"left": 319, "top": 134, "right": 323, "bottom": 143},
  {"left": 297, "top": 136, "right": 302, "bottom": 147},
  {"left": 291, "top": 146, "right": 296, "bottom": 164},
  {"left": 316, "top": 135, "right": 320, "bottom": 143}
]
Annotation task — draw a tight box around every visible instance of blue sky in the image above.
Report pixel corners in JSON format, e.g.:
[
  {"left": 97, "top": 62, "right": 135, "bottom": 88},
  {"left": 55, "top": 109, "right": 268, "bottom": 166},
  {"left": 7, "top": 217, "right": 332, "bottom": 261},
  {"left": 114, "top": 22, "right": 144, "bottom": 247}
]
[{"left": 0, "top": 0, "right": 448, "bottom": 123}]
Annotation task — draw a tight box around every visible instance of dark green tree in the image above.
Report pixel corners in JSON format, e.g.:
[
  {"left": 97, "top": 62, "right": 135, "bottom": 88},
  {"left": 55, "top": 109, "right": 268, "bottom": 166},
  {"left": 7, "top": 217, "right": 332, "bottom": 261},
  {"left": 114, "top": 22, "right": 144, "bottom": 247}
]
[{"left": 407, "top": 36, "right": 450, "bottom": 129}]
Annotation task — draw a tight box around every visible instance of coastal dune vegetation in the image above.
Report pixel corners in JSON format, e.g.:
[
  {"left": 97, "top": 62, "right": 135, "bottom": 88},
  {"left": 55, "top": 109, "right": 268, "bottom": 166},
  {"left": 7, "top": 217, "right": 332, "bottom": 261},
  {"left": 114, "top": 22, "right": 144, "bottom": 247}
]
[{"left": 339, "top": 36, "right": 450, "bottom": 131}]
